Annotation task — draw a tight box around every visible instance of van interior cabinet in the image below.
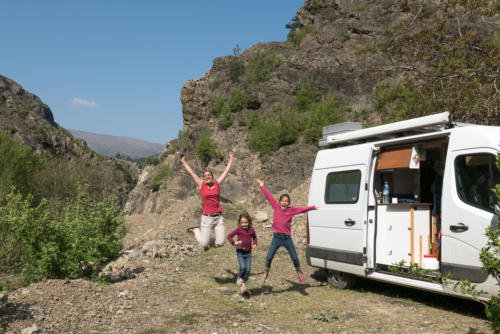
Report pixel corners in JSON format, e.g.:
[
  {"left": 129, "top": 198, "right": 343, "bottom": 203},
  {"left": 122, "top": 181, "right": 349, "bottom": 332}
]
[{"left": 376, "top": 204, "right": 431, "bottom": 267}]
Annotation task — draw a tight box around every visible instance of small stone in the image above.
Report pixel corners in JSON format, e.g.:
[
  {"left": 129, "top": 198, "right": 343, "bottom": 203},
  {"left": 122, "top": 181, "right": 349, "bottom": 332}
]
[{"left": 21, "top": 325, "right": 39, "bottom": 334}]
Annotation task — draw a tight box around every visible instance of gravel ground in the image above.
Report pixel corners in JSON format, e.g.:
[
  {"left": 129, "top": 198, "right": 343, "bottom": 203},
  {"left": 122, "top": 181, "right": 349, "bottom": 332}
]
[{"left": 0, "top": 206, "right": 492, "bottom": 334}]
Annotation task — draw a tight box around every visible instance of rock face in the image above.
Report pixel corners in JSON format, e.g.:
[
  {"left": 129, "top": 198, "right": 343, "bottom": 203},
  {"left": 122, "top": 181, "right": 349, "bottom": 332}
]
[
  {"left": 0, "top": 74, "right": 137, "bottom": 203},
  {"left": 126, "top": 0, "right": 499, "bottom": 215}
]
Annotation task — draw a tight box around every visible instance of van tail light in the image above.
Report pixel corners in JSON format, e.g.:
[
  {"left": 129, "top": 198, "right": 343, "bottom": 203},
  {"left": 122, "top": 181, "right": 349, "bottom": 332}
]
[{"left": 306, "top": 213, "right": 310, "bottom": 245}]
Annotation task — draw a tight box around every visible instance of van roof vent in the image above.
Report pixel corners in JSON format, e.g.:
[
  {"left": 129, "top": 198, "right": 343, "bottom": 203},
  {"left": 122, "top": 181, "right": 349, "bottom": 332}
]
[{"left": 319, "top": 112, "right": 452, "bottom": 148}]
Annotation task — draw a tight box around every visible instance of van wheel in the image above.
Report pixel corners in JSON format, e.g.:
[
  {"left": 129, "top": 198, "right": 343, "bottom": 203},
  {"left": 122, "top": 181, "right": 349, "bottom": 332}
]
[{"left": 327, "top": 270, "right": 357, "bottom": 289}]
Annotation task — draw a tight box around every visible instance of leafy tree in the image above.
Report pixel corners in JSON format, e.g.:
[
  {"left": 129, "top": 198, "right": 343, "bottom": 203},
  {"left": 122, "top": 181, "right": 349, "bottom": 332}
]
[
  {"left": 480, "top": 154, "right": 500, "bottom": 333},
  {"left": 243, "top": 51, "right": 284, "bottom": 86},
  {"left": 285, "top": 16, "right": 303, "bottom": 33},
  {"left": 0, "top": 130, "right": 42, "bottom": 201}
]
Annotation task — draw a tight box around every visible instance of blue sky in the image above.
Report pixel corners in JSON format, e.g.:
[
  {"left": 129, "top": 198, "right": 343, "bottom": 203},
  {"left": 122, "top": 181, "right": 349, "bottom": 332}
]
[{"left": 0, "top": 1, "right": 304, "bottom": 144}]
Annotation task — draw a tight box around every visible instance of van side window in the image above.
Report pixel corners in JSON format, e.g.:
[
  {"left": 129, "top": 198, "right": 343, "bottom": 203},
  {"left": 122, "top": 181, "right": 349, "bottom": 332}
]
[
  {"left": 325, "top": 170, "right": 361, "bottom": 204},
  {"left": 455, "top": 154, "right": 500, "bottom": 213}
]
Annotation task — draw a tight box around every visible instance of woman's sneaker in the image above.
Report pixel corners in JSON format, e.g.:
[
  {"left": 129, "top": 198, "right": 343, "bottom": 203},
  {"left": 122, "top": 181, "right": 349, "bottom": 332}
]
[
  {"left": 298, "top": 271, "right": 307, "bottom": 285},
  {"left": 236, "top": 277, "right": 243, "bottom": 286}
]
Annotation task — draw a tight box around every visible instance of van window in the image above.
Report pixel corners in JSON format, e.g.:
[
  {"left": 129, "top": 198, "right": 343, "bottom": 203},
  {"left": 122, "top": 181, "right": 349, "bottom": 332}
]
[
  {"left": 455, "top": 154, "right": 500, "bottom": 213},
  {"left": 325, "top": 170, "right": 361, "bottom": 204}
]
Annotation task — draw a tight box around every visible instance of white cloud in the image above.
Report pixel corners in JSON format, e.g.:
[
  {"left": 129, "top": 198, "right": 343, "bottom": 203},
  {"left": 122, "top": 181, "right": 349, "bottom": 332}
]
[{"left": 70, "top": 97, "right": 99, "bottom": 108}]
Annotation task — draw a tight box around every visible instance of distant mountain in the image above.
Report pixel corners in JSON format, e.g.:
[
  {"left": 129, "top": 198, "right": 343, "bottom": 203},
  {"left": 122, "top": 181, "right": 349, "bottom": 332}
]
[{"left": 69, "top": 130, "right": 164, "bottom": 159}]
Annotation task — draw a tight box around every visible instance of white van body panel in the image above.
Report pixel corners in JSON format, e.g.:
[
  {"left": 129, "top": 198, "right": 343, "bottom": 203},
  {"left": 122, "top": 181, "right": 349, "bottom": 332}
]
[
  {"left": 308, "top": 145, "right": 372, "bottom": 276},
  {"left": 307, "top": 116, "right": 500, "bottom": 300}
]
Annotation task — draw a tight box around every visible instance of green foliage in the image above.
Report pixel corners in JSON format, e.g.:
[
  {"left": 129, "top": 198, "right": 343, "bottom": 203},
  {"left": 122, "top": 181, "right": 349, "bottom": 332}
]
[
  {"left": 491, "top": 33, "right": 500, "bottom": 51},
  {"left": 288, "top": 25, "right": 314, "bottom": 47},
  {"left": 219, "top": 108, "right": 234, "bottom": 130},
  {"left": 420, "top": 5, "right": 437, "bottom": 18},
  {"left": 243, "top": 51, "right": 284, "bottom": 85},
  {"left": 480, "top": 154, "right": 500, "bottom": 332},
  {"left": 285, "top": 16, "right": 302, "bottom": 32},
  {"left": 309, "top": 0, "right": 320, "bottom": 15},
  {"left": 0, "top": 186, "right": 125, "bottom": 283},
  {"left": 195, "top": 132, "right": 219, "bottom": 163},
  {"left": 246, "top": 94, "right": 261, "bottom": 110},
  {"left": 248, "top": 117, "right": 280, "bottom": 156},
  {"left": 229, "top": 86, "right": 247, "bottom": 112},
  {"left": 248, "top": 112, "right": 261, "bottom": 130},
  {"left": 340, "top": 26, "right": 352, "bottom": 41},
  {"left": 296, "top": 81, "right": 319, "bottom": 112},
  {"left": 0, "top": 130, "right": 43, "bottom": 201},
  {"left": 354, "top": 3, "right": 368, "bottom": 13},
  {"left": 357, "top": 44, "right": 377, "bottom": 56},
  {"left": 373, "top": 83, "right": 416, "bottom": 123},
  {"left": 312, "top": 309, "right": 339, "bottom": 322},
  {"left": 210, "top": 96, "right": 228, "bottom": 116},
  {"left": 228, "top": 55, "right": 244, "bottom": 82},
  {"left": 150, "top": 163, "right": 172, "bottom": 192},
  {"left": 305, "top": 93, "right": 346, "bottom": 144},
  {"left": 384, "top": 9, "right": 498, "bottom": 124}
]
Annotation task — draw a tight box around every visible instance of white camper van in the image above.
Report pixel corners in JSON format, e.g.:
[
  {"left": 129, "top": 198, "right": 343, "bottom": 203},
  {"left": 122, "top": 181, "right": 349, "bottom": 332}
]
[{"left": 306, "top": 112, "right": 500, "bottom": 301}]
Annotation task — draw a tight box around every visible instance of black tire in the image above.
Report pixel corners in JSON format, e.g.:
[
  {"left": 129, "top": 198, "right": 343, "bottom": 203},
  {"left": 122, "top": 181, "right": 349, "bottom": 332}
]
[{"left": 327, "top": 270, "right": 358, "bottom": 289}]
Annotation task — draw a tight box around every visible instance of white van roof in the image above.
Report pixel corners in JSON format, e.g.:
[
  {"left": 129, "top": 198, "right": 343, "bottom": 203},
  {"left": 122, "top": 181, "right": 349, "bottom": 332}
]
[{"left": 320, "top": 112, "right": 452, "bottom": 148}]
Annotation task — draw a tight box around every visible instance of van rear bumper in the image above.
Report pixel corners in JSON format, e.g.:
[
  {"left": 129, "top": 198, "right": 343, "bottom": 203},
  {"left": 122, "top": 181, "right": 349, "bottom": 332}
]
[{"left": 306, "top": 245, "right": 364, "bottom": 266}]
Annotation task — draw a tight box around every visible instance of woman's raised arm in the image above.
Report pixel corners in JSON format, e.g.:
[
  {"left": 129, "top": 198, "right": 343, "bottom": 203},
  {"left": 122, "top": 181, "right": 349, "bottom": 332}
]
[
  {"left": 180, "top": 155, "right": 202, "bottom": 187},
  {"left": 217, "top": 151, "right": 234, "bottom": 185}
]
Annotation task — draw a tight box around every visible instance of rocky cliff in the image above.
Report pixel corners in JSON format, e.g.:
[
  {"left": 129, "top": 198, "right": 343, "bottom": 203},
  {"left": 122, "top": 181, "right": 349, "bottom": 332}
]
[
  {"left": 126, "top": 0, "right": 499, "bottom": 215},
  {"left": 0, "top": 75, "right": 137, "bottom": 203}
]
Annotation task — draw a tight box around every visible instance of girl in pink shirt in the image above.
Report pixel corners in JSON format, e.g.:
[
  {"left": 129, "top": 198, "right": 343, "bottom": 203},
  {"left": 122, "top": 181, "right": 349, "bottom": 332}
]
[
  {"left": 180, "top": 151, "right": 234, "bottom": 250},
  {"left": 257, "top": 179, "right": 318, "bottom": 284}
]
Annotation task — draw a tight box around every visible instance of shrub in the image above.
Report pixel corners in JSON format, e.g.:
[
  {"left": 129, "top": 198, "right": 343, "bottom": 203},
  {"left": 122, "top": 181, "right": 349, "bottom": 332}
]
[
  {"left": 296, "top": 81, "right": 319, "bottom": 112},
  {"left": 229, "top": 86, "right": 248, "bottom": 112},
  {"left": 248, "top": 112, "right": 261, "bottom": 130},
  {"left": 228, "top": 56, "right": 244, "bottom": 82},
  {"left": 248, "top": 118, "right": 280, "bottom": 156},
  {"left": 210, "top": 96, "right": 228, "bottom": 116},
  {"left": 195, "top": 132, "right": 219, "bottom": 163},
  {"left": 246, "top": 94, "right": 261, "bottom": 109},
  {"left": 0, "top": 130, "right": 42, "bottom": 201},
  {"left": 219, "top": 108, "right": 234, "bottom": 130},
  {"left": 243, "top": 51, "right": 284, "bottom": 86},
  {"left": 480, "top": 154, "right": 500, "bottom": 332},
  {"left": 150, "top": 163, "right": 173, "bottom": 192},
  {"left": 340, "top": 26, "right": 352, "bottom": 41},
  {"left": 0, "top": 186, "right": 125, "bottom": 283},
  {"left": 288, "top": 25, "right": 314, "bottom": 47},
  {"left": 305, "top": 93, "right": 346, "bottom": 144},
  {"left": 373, "top": 83, "right": 416, "bottom": 123}
]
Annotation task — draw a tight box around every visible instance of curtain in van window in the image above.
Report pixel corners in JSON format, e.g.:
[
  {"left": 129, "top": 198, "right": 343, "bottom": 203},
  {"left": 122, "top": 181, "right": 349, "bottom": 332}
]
[
  {"left": 455, "top": 154, "right": 500, "bottom": 213},
  {"left": 325, "top": 170, "right": 361, "bottom": 204}
]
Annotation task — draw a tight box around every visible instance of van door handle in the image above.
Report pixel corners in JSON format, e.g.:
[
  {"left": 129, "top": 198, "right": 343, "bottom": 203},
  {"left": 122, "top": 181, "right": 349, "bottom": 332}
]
[
  {"left": 344, "top": 219, "right": 355, "bottom": 226},
  {"left": 450, "top": 223, "right": 469, "bottom": 232}
]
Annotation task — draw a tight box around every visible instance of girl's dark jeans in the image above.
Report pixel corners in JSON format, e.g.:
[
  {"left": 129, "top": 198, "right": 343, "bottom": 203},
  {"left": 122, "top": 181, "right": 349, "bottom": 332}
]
[
  {"left": 264, "top": 233, "right": 300, "bottom": 270},
  {"left": 237, "top": 251, "right": 252, "bottom": 283}
]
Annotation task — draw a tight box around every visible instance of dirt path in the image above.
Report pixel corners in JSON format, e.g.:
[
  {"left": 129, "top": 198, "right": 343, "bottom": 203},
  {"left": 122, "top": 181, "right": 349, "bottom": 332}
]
[{"left": 1, "top": 211, "right": 491, "bottom": 333}]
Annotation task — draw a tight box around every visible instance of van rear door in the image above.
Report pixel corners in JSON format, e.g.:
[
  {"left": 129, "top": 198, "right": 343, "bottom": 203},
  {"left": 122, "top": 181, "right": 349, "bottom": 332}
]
[{"left": 307, "top": 145, "right": 371, "bottom": 276}]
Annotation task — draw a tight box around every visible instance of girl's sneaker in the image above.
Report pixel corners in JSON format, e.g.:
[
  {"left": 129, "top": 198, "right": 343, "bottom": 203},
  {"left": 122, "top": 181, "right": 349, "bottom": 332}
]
[{"left": 236, "top": 277, "right": 243, "bottom": 286}]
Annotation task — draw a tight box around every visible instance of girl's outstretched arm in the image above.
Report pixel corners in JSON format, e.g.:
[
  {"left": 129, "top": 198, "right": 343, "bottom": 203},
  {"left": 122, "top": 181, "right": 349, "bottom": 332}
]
[
  {"left": 180, "top": 156, "right": 202, "bottom": 188},
  {"left": 217, "top": 151, "right": 234, "bottom": 185},
  {"left": 256, "top": 179, "right": 280, "bottom": 209}
]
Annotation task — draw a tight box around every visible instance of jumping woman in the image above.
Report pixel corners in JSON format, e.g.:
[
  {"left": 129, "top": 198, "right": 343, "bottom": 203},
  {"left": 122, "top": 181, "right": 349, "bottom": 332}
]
[{"left": 181, "top": 151, "right": 234, "bottom": 250}]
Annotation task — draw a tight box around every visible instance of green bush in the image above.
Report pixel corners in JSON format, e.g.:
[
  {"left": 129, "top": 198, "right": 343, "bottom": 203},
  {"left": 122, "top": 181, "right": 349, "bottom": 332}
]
[
  {"left": 243, "top": 51, "right": 284, "bottom": 86},
  {"left": 288, "top": 25, "right": 314, "bottom": 47},
  {"left": 246, "top": 94, "right": 261, "bottom": 109},
  {"left": 229, "top": 86, "right": 248, "bottom": 112},
  {"left": 228, "top": 56, "right": 244, "bottom": 82},
  {"left": 195, "top": 132, "right": 219, "bottom": 163},
  {"left": 0, "top": 130, "right": 43, "bottom": 201},
  {"left": 373, "top": 83, "right": 416, "bottom": 123},
  {"left": 210, "top": 96, "right": 228, "bottom": 116},
  {"left": 248, "top": 112, "right": 261, "bottom": 130},
  {"left": 248, "top": 118, "right": 280, "bottom": 156},
  {"left": 0, "top": 186, "right": 125, "bottom": 283},
  {"left": 480, "top": 154, "right": 500, "bottom": 332},
  {"left": 219, "top": 108, "right": 234, "bottom": 130},
  {"left": 296, "top": 81, "right": 319, "bottom": 112},
  {"left": 150, "top": 163, "right": 172, "bottom": 192},
  {"left": 305, "top": 93, "right": 346, "bottom": 144}
]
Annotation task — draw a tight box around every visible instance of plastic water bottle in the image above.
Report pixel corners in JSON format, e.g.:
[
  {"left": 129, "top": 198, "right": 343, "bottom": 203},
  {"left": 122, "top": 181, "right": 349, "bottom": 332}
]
[{"left": 383, "top": 181, "right": 390, "bottom": 204}]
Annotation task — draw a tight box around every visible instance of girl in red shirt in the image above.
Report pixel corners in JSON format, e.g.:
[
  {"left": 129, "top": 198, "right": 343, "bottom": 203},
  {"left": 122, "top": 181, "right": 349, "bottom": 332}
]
[{"left": 181, "top": 151, "right": 234, "bottom": 250}]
